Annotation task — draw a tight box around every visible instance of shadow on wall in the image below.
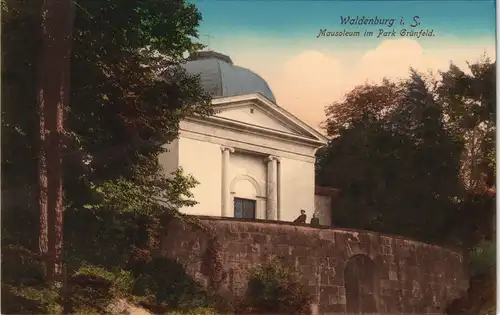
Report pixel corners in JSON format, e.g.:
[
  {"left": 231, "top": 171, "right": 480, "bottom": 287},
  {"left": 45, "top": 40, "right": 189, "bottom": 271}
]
[
  {"left": 344, "top": 255, "right": 379, "bottom": 314},
  {"left": 162, "top": 216, "right": 469, "bottom": 314}
]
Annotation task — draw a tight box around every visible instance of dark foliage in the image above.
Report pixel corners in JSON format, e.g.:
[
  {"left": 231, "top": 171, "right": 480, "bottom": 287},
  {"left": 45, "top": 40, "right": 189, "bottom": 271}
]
[
  {"left": 244, "top": 259, "right": 312, "bottom": 315},
  {"left": 317, "top": 64, "right": 495, "bottom": 246},
  {"left": 133, "top": 257, "right": 211, "bottom": 310},
  {"left": 2, "top": 0, "right": 214, "bottom": 311}
]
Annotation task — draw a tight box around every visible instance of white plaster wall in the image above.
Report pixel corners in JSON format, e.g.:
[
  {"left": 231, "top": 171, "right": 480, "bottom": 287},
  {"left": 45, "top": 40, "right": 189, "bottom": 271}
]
[
  {"left": 229, "top": 152, "right": 267, "bottom": 219},
  {"left": 314, "top": 194, "right": 332, "bottom": 226},
  {"left": 158, "top": 139, "right": 179, "bottom": 176},
  {"left": 177, "top": 136, "right": 222, "bottom": 216},
  {"left": 279, "top": 157, "right": 315, "bottom": 222},
  {"left": 172, "top": 96, "right": 325, "bottom": 222},
  {"left": 160, "top": 133, "right": 319, "bottom": 223},
  {"left": 181, "top": 120, "right": 317, "bottom": 161}
]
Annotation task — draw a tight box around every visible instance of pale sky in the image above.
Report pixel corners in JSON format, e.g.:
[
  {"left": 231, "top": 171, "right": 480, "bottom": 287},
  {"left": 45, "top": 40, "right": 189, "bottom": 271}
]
[{"left": 192, "top": 1, "right": 496, "bottom": 129}]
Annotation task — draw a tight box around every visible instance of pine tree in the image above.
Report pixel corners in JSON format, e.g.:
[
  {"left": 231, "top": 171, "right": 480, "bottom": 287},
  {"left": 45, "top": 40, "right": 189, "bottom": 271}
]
[{"left": 37, "top": 0, "right": 75, "bottom": 281}]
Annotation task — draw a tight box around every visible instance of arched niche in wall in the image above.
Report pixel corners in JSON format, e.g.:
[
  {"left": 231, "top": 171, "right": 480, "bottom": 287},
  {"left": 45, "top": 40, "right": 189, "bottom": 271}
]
[
  {"left": 230, "top": 174, "right": 262, "bottom": 198},
  {"left": 344, "top": 254, "right": 379, "bottom": 314},
  {"left": 230, "top": 174, "right": 263, "bottom": 219}
]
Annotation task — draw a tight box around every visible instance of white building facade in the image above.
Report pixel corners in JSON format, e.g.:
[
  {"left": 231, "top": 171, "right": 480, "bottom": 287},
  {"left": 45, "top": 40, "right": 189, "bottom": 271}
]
[{"left": 159, "top": 51, "right": 331, "bottom": 224}]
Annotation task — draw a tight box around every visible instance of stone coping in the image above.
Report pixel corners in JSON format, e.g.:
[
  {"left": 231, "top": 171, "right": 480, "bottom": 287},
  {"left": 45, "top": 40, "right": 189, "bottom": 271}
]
[{"left": 189, "top": 215, "right": 463, "bottom": 254}]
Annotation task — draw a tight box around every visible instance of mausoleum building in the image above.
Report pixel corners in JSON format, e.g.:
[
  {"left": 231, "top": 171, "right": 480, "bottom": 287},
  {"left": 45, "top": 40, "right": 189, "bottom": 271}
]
[{"left": 159, "top": 51, "right": 332, "bottom": 223}]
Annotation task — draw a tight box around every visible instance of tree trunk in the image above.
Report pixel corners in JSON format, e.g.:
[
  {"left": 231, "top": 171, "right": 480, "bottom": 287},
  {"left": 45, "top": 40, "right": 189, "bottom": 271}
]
[
  {"left": 38, "top": 85, "right": 49, "bottom": 274},
  {"left": 38, "top": 0, "right": 74, "bottom": 282}
]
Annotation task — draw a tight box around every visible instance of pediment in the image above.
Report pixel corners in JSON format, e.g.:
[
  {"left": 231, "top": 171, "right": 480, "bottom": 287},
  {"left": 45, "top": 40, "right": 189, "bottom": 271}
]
[
  {"left": 211, "top": 94, "right": 328, "bottom": 144},
  {"left": 215, "top": 103, "right": 299, "bottom": 134}
]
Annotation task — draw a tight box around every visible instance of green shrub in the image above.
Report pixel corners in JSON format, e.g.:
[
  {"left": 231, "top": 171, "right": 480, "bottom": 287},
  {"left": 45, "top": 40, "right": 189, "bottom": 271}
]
[
  {"left": 2, "top": 205, "right": 215, "bottom": 314},
  {"left": 0, "top": 245, "right": 59, "bottom": 314},
  {"left": 64, "top": 208, "right": 154, "bottom": 271},
  {"left": 133, "top": 257, "right": 211, "bottom": 311},
  {"left": 1, "top": 283, "right": 61, "bottom": 314},
  {"left": 68, "top": 264, "right": 134, "bottom": 313},
  {"left": 74, "top": 264, "right": 134, "bottom": 295},
  {"left": 245, "top": 259, "right": 312, "bottom": 315}
]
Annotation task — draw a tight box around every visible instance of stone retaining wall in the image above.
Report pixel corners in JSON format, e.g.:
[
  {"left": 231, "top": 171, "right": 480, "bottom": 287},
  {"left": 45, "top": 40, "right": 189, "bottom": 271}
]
[{"left": 162, "top": 216, "right": 469, "bottom": 314}]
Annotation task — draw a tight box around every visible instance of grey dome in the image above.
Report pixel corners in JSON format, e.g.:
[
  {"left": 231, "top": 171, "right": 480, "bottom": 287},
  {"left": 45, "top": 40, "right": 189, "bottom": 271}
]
[{"left": 183, "top": 51, "right": 276, "bottom": 103}]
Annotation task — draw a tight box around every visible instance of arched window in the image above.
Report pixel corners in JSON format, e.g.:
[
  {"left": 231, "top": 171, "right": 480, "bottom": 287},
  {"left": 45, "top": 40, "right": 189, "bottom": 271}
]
[{"left": 344, "top": 254, "right": 379, "bottom": 314}]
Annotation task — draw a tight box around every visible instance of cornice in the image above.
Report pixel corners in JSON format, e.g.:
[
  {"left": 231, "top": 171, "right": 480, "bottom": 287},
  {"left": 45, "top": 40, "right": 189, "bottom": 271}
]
[{"left": 185, "top": 116, "right": 325, "bottom": 148}]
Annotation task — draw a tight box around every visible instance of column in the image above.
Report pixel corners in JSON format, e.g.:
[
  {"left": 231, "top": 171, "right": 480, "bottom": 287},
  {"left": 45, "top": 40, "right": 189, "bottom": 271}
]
[
  {"left": 266, "top": 155, "right": 279, "bottom": 220},
  {"left": 277, "top": 162, "right": 282, "bottom": 221},
  {"left": 221, "top": 146, "right": 234, "bottom": 217}
]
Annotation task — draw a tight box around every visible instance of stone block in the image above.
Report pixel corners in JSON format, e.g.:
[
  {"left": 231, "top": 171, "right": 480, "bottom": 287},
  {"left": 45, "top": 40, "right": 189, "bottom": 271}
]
[
  {"left": 389, "top": 270, "right": 398, "bottom": 281},
  {"left": 292, "top": 245, "right": 307, "bottom": 257}
]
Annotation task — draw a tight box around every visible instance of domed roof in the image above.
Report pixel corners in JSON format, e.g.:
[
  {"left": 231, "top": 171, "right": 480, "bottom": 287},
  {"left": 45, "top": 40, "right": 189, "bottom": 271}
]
[{"left": 183, "top": 51, "right": 276, "bottom": 103}]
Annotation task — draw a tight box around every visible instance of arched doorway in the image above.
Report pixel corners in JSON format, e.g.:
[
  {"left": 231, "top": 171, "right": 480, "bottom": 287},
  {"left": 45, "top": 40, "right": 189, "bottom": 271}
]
[
  {"left": 230, "top": 175, "right": 262, "bottom": 219},
  {"left": 344, "top": 254, "right": 379, "bottom": 314}
]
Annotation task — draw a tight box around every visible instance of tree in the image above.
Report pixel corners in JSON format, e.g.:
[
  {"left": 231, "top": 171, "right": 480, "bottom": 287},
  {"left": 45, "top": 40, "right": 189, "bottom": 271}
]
[
  {"left": 435, "top": 58, "right": 496, "bottom": 245},
  {"left": 2, "top": 0, "right": 213, "bottom": 274},
  {"left": 390, "top": 71, "right": 463, "bottom": 241},
  {"left": 317, "top": 80, "right": 413, "bottom": 234},
  {"left": 436, "top": 58, "right": 496, "bottom": 192},
  {"left": 321, "top": 79, "right": 401, "bottom": 137},
  {"left": 37, "top": 0, "right": 75, "bottom": 281},
  {"left": 63, "top": 0, "right": 213, "bottom": 216},
  {"left": 317, "top": 120, "right": 411, "bottom": 232},
  {"left": 392, "top": 70, "right": 463, "bottom": 199},
  {"left": 317, "top": 71, "right": 464, "bottom": 243}
]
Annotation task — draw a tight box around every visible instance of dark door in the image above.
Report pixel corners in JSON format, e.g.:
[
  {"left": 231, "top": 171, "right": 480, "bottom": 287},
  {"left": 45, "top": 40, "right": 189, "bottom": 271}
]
[
  {"left": 234, "top": 197, "right": 256, "bottom": 219},
  {"left": 344, "top": 255, "right": 379, "bottom": 314}
]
